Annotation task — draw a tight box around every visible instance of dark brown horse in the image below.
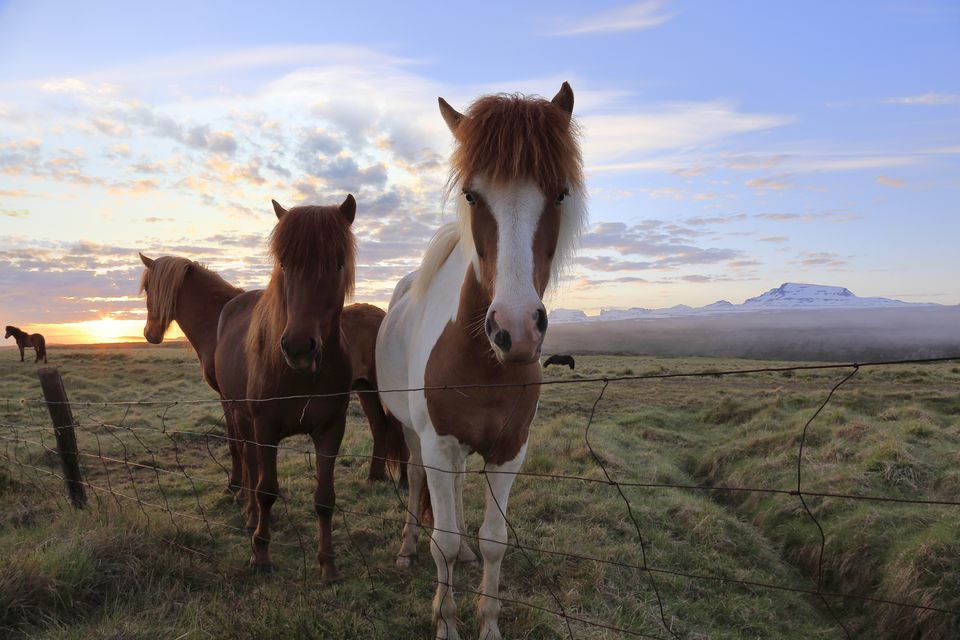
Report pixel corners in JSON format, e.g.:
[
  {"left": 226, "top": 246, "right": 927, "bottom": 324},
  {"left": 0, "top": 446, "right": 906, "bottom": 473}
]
[
  {"left": 5, "top": 326, "right": 47, "bottom": 363},
  {"left": 215, "top": 196, "right": 356, "bottom": 579},
  {"left": 137, "top": 255, "right": 246, "bottom": 494}
]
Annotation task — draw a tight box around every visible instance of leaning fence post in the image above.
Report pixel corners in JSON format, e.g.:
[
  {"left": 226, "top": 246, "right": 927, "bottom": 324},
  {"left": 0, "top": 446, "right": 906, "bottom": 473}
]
[{"left": 37, "top": 367, "right": 87, "bottom": 508}]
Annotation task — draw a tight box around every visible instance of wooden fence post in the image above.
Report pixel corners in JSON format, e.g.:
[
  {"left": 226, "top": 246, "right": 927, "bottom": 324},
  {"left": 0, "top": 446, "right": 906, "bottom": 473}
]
[{"left": 37, "top": 367, "right": 87, "bottom": 508}]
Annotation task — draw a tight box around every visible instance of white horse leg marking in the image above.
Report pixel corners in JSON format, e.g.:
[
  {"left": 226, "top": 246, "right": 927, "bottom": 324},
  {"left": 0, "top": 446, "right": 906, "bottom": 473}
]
[
  {"left": 477, "top": 444, "right": 528, "bottom": 640},
  {"left": 397, "top": 426, "right": 424, "bottom": 568},
  {"left": 423, "top": 438, "right": 467, "bottom": 640}
]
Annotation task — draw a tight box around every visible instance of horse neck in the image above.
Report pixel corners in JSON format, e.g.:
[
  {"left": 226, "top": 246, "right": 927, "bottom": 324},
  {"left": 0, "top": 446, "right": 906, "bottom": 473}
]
[{"left": 175, "top": 269, "right": 237, "bottom": 363}]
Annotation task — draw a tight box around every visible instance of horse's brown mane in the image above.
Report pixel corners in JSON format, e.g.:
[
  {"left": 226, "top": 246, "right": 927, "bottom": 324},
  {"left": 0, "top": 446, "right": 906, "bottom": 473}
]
[
  {"left": 139, "top": 256, "right": 243, "bottom": 332},
  {"left": 414, "top": 91, "right": 586, "bottom": 300},
  {"left": 246, "top": 205, "right": 356, "bottom": 374},
  {"left": 448, "top": 93, "right": 584, "bottom": 194}
]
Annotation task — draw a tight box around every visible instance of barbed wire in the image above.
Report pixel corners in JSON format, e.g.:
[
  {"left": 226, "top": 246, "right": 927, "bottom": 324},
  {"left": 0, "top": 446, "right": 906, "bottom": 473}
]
[{"left": 1, "top": 354, "right": 959, "bottom": 639}]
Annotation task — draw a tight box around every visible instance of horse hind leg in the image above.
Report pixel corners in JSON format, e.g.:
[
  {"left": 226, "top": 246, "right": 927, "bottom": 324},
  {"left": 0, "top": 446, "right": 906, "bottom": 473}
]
[
  {"left": 311, "top": 413, "right": 346, "bottom": 582},
  {"left": 356, "top": 385, "right": 388, "bottom": 482},
  {"left": 396, "top": 426, "right": 424, "bottom": 568}
]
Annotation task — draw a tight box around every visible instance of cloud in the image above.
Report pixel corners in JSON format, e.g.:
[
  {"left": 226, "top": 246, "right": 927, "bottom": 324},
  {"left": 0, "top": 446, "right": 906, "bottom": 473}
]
[
  {"left": 884, "top": 93, "right": 960, "bottom": 106},
  {"left": 577, "top": 220, "right": 742, "bottom": 271},
  {"left": 756, "top": 211, "right": 858, "bottom": 223},
  {"left": 793, "top": 251, "right": 848, "bottom": 269},
  {"left": 758, "top": 236, "right": 788, "bottom": 243},
  {"left": 1, "top": 209, "right": 29, "bottom": 218},
  {"left": 875, "top": 175, "right": 905, "bottom": 188},
  {"left": 548, "top": 1, "right": 676, "bottom": 36},
  {"left": 746, "top": 174, "right": 792, "bottom": 191}
]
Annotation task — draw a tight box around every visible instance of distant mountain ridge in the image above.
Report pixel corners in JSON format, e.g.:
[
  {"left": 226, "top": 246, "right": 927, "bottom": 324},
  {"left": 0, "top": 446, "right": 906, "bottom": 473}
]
[{"left": 550, "top": 282, "right": 937, "bottom": 324}]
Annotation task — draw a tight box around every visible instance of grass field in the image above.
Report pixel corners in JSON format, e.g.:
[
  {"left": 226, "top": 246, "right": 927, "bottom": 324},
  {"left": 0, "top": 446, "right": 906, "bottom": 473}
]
[{"left": 1, "top": 345, "right": 959, "bottom": 639}]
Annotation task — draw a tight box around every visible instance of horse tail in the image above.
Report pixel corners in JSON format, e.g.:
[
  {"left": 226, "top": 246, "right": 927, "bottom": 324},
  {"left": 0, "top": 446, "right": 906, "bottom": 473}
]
[
  {"left": 419, "top": 479, "right": 433, "bottom": 528},
  {"left": 37, "top": 335, "right": 47, "bottom": 362},
  {"left": 383, "top": 409, "right": 408, "bottom": 485}
]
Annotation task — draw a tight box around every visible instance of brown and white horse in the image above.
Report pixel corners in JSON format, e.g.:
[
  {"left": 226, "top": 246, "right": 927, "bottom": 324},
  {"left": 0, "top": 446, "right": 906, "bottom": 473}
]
[
  {"left": 215, "top": 196, "right": 356, "bottom": 579},
  {"left": 5, "top": 326, "right": 47, "bottom": 363},
  {"left": 376, "top": 83, "right": 586, "bottom": 639}
]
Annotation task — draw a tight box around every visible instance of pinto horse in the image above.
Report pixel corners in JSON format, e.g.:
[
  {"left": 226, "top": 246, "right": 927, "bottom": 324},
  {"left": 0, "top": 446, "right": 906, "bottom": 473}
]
[
  {"left": 137, "top": 257, "right": 405, "bottom": 491},
  {"left": 5, "top": 326, "right": 47, "bottom": 363},
  {"left": 376, "top": 83, "right": 586, "bottom": 639},
  {"left": 215, "top": 196, "right": 356, "bottom": 579}
]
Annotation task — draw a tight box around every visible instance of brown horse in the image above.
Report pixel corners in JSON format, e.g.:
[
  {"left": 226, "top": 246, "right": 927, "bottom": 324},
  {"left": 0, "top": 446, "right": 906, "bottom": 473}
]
[
  {"left": 215, "top": 195, "right": 356, "bottom": 579},
  {"left": 5, "top": 326, "right": 47, "bottom": 363},
  {"left": 376, "top": 83, "right": 586, "bottom": 639},
  {"left": 137, "top": 256, "right": 406, "bottom": 489},
  {"left": 137, "top": 255, "right": 246, "bottom": 494},
  {"left": 340, "top": 303, "right": 408, "bottom": 485}
]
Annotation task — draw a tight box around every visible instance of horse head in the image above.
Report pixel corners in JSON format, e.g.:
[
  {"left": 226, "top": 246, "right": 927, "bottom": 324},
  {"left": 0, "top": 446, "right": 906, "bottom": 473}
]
[
  {"left": 266, "top": 196, "right": 356, "bottom": 373},
  {"left": 440, "top": 82, "right": 585, "bottom": 364}
]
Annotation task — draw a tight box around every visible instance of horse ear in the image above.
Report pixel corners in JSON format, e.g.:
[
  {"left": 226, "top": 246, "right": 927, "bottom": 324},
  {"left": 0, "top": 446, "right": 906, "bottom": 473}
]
[
  {"left": 551, "top": 81, "right": 574, "bottom": 117},
  {"left": 139, "top": 252, "right": 155, "bottom": 268},
  {"left": 339, "top": 194, "right": 356, "bottom": 224},
  {"left": 438, "top": 97, "right": 466, "bottom": 134},
  {"left": 272, "top": 199, "right": 287, "bottom": 219}
]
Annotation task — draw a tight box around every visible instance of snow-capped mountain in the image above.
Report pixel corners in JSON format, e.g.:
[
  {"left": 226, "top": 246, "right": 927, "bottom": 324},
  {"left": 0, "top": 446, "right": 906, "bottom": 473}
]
[
  {"left": 547, "top": 283, "right": 935, "bottom": 324},
  {"left": 742, "top": 283, "right": 912, "bottom": 308}
]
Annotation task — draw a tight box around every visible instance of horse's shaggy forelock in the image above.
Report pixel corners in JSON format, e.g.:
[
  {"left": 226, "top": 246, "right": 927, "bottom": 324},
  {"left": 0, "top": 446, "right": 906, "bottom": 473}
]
[
  {"left": 246, "top": 205, "right": 356, "bottom": 373},
  {"left": 413, "top": 92, "right": 586, "bottom": 299},
  {"left": 448, "top": 93, "right": 584, "bottom": 195}
]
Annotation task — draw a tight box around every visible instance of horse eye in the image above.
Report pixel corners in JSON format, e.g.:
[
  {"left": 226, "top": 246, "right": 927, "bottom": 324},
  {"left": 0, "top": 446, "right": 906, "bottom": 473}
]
[
  {"left": 464, "top": 192, "right": 477, "bottom": 205},
  {"left": 555, "top": 192, "right": 566, "bottom": 205},
  {"left": 338, "top": 264, "right": 344, "bottom": 273}
]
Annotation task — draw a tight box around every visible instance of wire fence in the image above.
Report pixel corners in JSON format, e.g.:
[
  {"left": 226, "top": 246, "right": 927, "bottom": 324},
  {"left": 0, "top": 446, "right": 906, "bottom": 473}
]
[{"left": 1, "top": 355, "right": 959, "bottom": 638}]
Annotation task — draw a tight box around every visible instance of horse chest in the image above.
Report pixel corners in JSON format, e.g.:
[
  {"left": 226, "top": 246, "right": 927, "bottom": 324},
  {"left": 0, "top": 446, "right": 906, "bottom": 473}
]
[{"left": 424, "top": 321, "right": 541, "bottom": 466}]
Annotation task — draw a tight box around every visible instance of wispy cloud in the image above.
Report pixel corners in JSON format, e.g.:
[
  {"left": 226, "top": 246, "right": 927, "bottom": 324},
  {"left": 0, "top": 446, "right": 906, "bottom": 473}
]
[
  {"left": 548, "top": 1, "right": 676, "bottom": 36},
  {"left": 875, "top": 175, "right": 905, "bottom": 188},
  {"left": 884, "top": 93, "right": 960, "bottom": 106}
]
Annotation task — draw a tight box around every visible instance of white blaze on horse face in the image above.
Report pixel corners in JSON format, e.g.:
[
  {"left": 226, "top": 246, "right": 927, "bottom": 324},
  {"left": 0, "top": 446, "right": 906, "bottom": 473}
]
[{"left": 474, "top": 178, "right": 548, "bottom": 364}]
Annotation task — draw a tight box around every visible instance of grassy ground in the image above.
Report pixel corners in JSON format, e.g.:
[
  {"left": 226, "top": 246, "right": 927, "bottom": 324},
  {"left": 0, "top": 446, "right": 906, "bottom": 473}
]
[{"left": 1, "top": 345, "right": 958, "bottom": 639}]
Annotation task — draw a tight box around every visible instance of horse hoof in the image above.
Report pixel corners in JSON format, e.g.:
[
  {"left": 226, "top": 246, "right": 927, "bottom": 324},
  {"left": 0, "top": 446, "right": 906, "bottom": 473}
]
[
  {"left": 396, "top": 553, "right": 418, "bottom": 569},
  {"left": 322, "top": 567, "right": 343, "bottom": 583},
  {"left": 251, "top": 562, "right": 274, "bottom": 575}
]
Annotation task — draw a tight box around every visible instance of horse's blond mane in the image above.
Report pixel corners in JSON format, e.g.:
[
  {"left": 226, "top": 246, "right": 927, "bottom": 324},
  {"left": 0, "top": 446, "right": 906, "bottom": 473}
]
[{"left": 140, "top": 256, "right": 242, "bottom": 332}]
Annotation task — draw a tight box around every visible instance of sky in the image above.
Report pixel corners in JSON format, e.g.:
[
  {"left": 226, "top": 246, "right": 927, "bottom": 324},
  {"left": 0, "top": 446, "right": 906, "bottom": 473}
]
[{"left": 0, "top": 0, "right": 958, "bottom": 344}]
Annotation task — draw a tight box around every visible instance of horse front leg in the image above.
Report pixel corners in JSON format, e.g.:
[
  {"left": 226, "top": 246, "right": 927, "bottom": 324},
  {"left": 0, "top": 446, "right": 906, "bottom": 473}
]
[
  {"left": 222, "top": 401, "right": 243, "bottom": 498},
  {"left": 250, "top": 426, "right": 279, "bottom": 572},
  {"left": 311, "top": 412, "right": 346, "bottom": 582},
  {"left": 18, "top": 344, "right": 24, "bottom": 362},
  {"left": 423, "top": 440, "right": 467, "bottom": 640},
  {"left": 477, "top": 444, "right": 528, "bottom": 640}
]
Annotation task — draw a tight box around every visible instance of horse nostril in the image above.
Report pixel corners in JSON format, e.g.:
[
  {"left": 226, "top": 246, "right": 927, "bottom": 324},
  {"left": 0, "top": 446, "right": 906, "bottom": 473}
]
[
  {"left": 534, "top": 308, "right": 548, "bottom": 333},
  {"left": 493, "top": 329, "right": 512, "bottom": 352}
]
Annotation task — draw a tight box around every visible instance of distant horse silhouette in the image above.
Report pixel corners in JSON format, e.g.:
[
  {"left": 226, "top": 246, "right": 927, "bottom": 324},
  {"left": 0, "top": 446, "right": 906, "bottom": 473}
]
[
  {"left": 542, "top": 354, "right": 575, "bottom": 370},
  {"left": 138, "top": 254, "right": 246, "bottom": 494},
  {"left": 215, "top": 196, "right": 356, "bottom": 579},
  {"left": 376, "top": 83, "right": 586, "bottom": 638},
  {"left": 5, "top": 326, "right": 47, "bottom": 363},
  {"left": 139, "top": 255, "right": 407, "bottom": 491}
]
